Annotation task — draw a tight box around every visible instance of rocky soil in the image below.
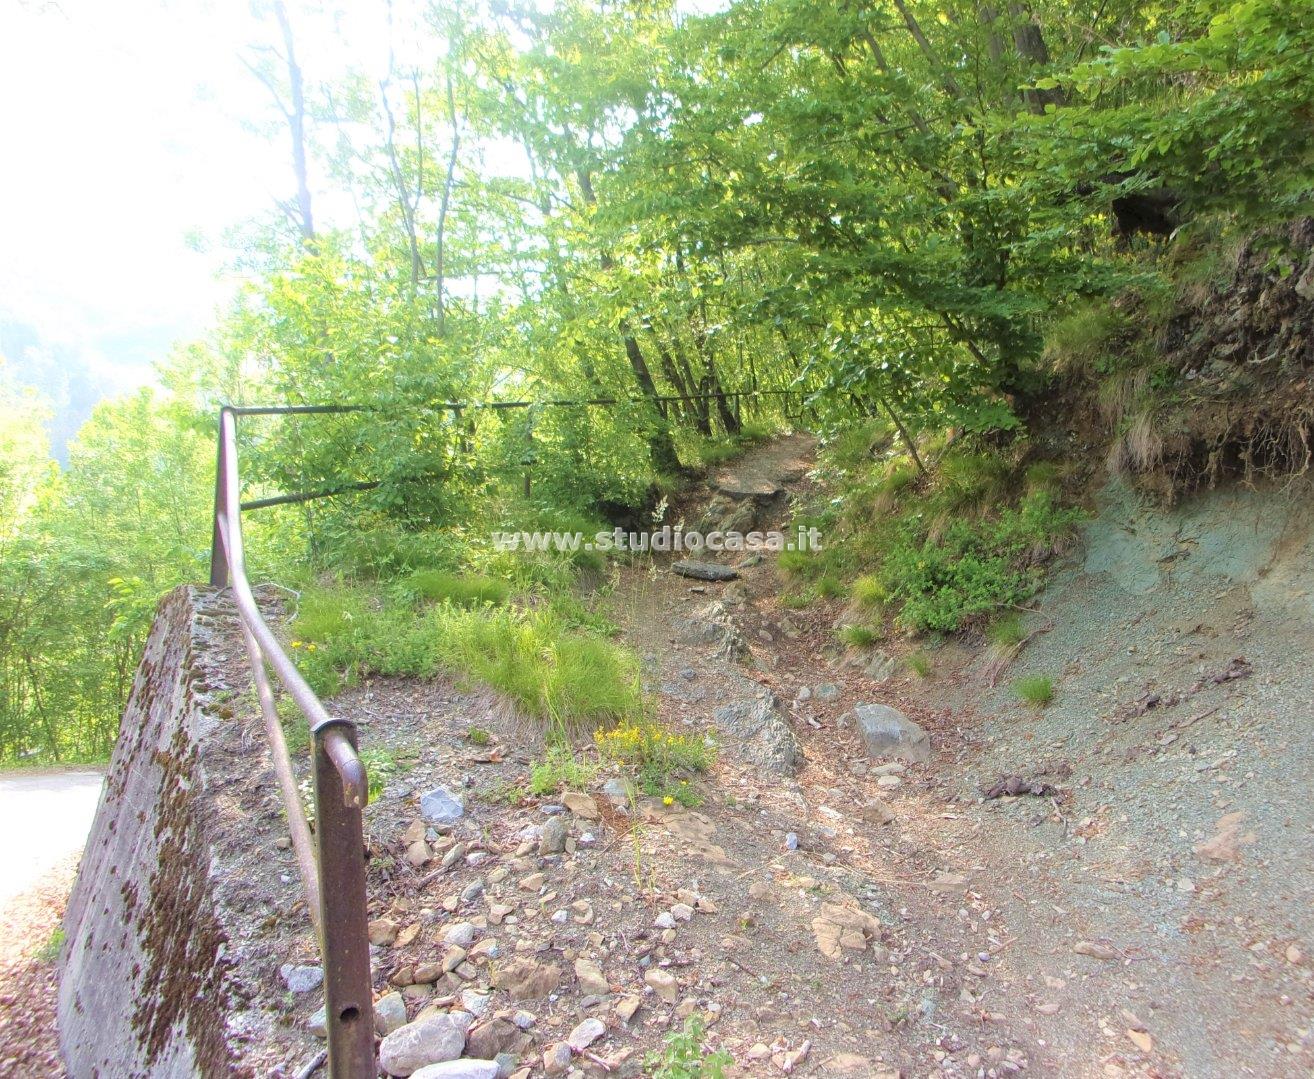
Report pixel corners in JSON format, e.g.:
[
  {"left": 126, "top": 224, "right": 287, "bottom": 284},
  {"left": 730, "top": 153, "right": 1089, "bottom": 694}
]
[{"left": 31, "top": 434, "right": 1314, "bottom": 1078}]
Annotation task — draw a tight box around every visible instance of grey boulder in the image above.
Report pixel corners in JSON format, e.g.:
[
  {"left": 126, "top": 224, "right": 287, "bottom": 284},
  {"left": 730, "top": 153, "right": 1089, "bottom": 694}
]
[
  {"left": 672, "top": 560, "right": 739, "bottom": 582},
  {"left": 379, "top": 1014, "right": 468, "bottom": 1076},
  {"left": 420, "top": 786, "right": 466, "bottom": 824},
  {"left": 713, "top": 696, "right": 799, "bottom": 775},
  {"left": 851, "top": 704, "right": 930, "bottom": 763}
]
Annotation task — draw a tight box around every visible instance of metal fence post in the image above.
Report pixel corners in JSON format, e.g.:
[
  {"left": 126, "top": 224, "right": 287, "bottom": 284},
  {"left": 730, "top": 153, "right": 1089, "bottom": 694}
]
[
  {"left": 209, "top": 412, "right": 230, "bottom": 587},
  {"left": 313, "top": 725, "right": 375, "bottom": 1078}
]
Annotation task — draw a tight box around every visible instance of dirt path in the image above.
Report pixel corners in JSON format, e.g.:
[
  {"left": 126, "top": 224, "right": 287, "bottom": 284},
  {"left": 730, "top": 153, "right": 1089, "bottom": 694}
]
[
  {"left": 231, "top": 434, "right": 1311, "bottom": 1078},
  {"left": 607, "top": 436, "right": 1314, "bottom": 1077}
]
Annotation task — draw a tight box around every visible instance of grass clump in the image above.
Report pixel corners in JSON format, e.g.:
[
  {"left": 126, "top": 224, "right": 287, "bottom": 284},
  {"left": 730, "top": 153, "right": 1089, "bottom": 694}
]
[
  {"left": 291, "top": 586, "right": 643, "bottom": 730},
  {"left": 986, "top": 614, "right": 1027, "bottom": 649},
  {"left": 595, "top": 720, "right": 714, "bottom": 806},
  {"left": 815, "top": 574, "right": 844, "bottom": 599},
  {"left": 398, "top": 569, "right": 509, "bottom": 608},
  {"left": 529, "top": 745, "right": 599, "bottom": 795},
  {"left": 467, "top": 726, "right": 492, "bottom": 746},
  {"left": 36, "top": 927, "right": 65, "bottom": 964},
  {"left": 851, "top": 574, "right": 886, "bottom": 609},
  {"left": 647, "top": 1015, "right": 732, "bottom": 1079},
  {"left": 837, "top": 624, "right": 879, "bottom": 648},
  {"left": 1044, "top": 300, "right": 1130, "bottom": 375},
  {"left": 1014, "top": 674, "right": 1055, "bottom": 706},
  {"left": 905, "top": 651, "right": 932, "bottom": 678}
]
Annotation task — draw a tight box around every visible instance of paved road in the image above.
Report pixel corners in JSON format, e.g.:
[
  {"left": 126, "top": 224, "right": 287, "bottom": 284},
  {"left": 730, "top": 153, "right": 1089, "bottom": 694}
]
[{"left": 0, "top": 769, "right": 104, "bottom": 908}]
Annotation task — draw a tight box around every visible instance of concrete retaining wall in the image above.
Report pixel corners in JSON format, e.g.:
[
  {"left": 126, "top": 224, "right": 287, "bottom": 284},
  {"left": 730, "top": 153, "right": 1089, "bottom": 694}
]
[{"left": 58, "top": 586, "right": 313, "bottom": 1077}]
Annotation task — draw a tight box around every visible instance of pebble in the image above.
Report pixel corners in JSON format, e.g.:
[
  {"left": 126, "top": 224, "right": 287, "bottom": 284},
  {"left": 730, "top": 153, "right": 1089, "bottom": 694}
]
[
  {"left": 645, "top": 967, "right": 679, "bottom": 1003},
  {"left": 567, "top": 1017, "right": 607, "bottom": 1052},
  {"left": 445, "top": 922, "right": 477, "bottom": 947},
  {"left": 785, "top": 832, "right": 800, "bottom": 850},
  {"left": 574, "top": 959, "right": 610, "bottom": 996},
  {"left": 539, "top": 817, "right": 568, "bottom": 855},
  {"left": 542, "top": 1042, "right": 572, "bottom": 1075}
]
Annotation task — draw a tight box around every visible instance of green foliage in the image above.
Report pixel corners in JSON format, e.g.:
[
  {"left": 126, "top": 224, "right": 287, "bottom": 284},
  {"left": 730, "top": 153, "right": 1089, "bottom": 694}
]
[
  {"left": 529, "top": 745, "right": 599, "bottom": 796},
  {"left": 397, "top": 570, "right": 510, "bottom": 608},
  {"left": 646, "top": 1015, "right": 732, "bottom": 1079},
  {"left": 1014, "top": 674, "right": 1056, "bottom": 706},
  {"left": 467, "top": 726, "right": 492, "bottom": 746},
  {"left": 878, "top": 490, "right": 1082, "bottom": 633},
  {"left": 838, "top": 624, "right": 879, "bottom": 648},
  {"left": 905, "top": 652, "right": 933, "bottom": 679},
  {"left": 986, "top": 615, "right": 1027, "bottom": 649},
  {"left": 6, "top": 0, "right": 1310, "bottom": 768},
  {"left": 1044, "top": 303, "right": 1130, "bottom": 375},
  {"left": 361, "top": 746, "right": 401, "bottom": 803},
  {"left": 36, "top": 926, "right": 65, "bottom": 964},
  {"left": 595, "top": 720, "right": 715, "bottom": 805},
  {"left": 291, "top": 586, "right": 643, "bottom": 731}
]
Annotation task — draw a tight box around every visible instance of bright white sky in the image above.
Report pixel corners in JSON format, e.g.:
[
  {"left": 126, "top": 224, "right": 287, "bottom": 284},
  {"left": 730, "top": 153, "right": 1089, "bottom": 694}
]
[
  {"left": 0, "top": 0, "right": 406, "bottom": 392},
  {"left": 0, "top": 0, "right": 724, "bottom": 399}
]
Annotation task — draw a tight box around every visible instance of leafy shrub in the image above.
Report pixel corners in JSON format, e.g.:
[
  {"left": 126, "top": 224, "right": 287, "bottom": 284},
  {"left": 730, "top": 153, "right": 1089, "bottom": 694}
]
[
  {"left": 879, "top": 491, "right": 1082, "bottom": 633},
  {"left": 1014, "top": 674, "right": 1055, "bottom": 706},
  {"left": 595, "top": 720, "right": 714, "bottom": 805},
  {"left": 646, "top": 1015, "right": 732, "bottom": 1079}
]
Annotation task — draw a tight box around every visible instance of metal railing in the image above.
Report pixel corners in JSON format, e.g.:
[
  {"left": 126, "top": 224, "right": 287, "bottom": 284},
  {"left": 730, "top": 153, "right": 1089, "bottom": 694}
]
[
  {"left": 209, "top": 406, "right": 375, "bottom": 1077},
  {"left": 205, "top": 385, "right": 805, "bottom": 1075}
]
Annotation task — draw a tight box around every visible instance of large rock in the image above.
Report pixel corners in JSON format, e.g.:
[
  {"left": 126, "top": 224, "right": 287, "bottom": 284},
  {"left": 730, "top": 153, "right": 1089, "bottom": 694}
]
[
  {"left": 492, "top": 956, "right": 561, "bottom": 1000},
  {"left": 697, "top": 494, "right": 760, "bottom": 535},
  {"left": 674, "top": 601, "right": 749, "bottom": 661},
  {"left": 420, "top": 786, "right": 466, "bottom": 824},
  {"left": 379, "top": 1014, "right": 468, "bottom": 1076},
  {"left": 713, "top": 471, "right": 782, "bottom": 499},
  {"left": 851, "top": 704, "right": 930, "bottom": 763},
  {"left": 713, "top": 696, "right": 799, "bottom": 774},
  {"left": 672, "top": 560, "right": 739, "bottom": 582}
]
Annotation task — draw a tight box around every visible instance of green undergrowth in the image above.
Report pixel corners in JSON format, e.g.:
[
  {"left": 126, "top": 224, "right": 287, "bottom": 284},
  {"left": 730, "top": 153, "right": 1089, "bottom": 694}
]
[
  {"left": 647, "top": 1014, "right": 732, "bottom": 1078},
  {"left": 793, "top": 434, "right": 1084, "bottom": 635},
  {"left": 677, "top": 417, "right": 782, "bottom": 470},
  {"left": 288, "top": 570, "right": 713, "bottom": 806},
  {"left": 290, "top": 581, "right": 642, "bottom": 730}
]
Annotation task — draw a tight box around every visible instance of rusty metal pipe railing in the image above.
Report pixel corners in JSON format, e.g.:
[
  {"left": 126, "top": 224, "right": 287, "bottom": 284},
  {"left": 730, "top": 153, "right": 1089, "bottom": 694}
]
[{"left": 209, "top": 407, "right": 375, "bottom": 1078}]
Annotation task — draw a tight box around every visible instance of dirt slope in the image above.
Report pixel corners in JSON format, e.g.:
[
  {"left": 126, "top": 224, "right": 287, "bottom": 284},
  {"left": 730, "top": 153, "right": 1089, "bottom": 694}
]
[{"left": 233, "top": 435, "right": 1313, "bottom": 1079}]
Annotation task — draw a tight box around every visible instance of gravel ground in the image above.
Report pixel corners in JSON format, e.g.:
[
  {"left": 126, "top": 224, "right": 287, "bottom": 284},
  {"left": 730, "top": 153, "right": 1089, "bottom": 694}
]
[{"left": 0, "top": 855, "right": 77, "bottom": 1076}]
